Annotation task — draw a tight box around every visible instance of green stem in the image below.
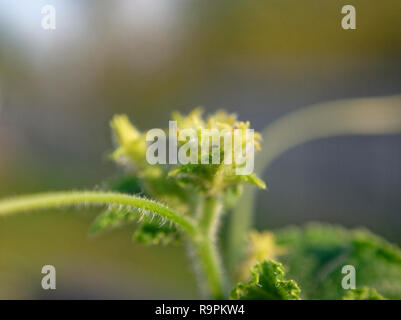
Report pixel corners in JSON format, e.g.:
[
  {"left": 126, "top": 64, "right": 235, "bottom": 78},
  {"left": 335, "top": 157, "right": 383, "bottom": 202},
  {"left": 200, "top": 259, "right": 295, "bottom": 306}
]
[
  {"left": 199, "top": 196, "right": 222, "bottom": 237},
  {"left": 0, "top": 191, "right": 197, "bottom": 238},
  {"left": 194, "top": 195, "right": 226, "bottom": 299}
]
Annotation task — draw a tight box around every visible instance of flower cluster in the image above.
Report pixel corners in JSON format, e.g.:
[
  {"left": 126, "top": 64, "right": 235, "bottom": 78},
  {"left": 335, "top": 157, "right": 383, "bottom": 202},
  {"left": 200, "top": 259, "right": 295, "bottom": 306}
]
[{"left": 110, "top": 108, "right": 265, "bottom": 199}]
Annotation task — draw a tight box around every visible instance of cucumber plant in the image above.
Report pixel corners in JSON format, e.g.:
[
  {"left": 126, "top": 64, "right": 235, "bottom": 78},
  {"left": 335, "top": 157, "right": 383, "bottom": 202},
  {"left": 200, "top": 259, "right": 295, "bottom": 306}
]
[{"left": 1, "top": 96, "right": 401, "bottom": 299}]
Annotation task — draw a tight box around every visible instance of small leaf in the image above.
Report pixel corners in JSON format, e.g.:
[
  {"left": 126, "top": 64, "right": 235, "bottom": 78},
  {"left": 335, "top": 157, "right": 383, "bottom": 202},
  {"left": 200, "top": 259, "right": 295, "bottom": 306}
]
[
  {"left": 239, "top": 174, "right": 266, "bottom": 189},
  {"left": 89, "top": 205, "right": 139, "bottom": 235},
  {"left": 133, "top": 220, "right": 179, "bottom": 245},
  {"left": 89, "top": 188, "right": 180, "bottom": 243},
  {"left": 342, "top": 287, "right": 385, "bottom": 300},
  {"left": 230, "top": 260, "right": 301, "bottom": 300}
]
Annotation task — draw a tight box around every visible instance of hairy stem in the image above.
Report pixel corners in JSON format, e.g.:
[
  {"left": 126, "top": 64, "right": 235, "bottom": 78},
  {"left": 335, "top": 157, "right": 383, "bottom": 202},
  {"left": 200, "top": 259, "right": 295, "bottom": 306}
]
[
  {"left": 194, "top": 195, "right": 226, "bottom": 299},
  {"left": 194, "top": 238, "right": 225, "bottom": 299},
  {"left": 199, "top": 196, "right": 223, "bottom": 238},
  {"left": 0, "top": 191, "right": 197, "bottom": 237}
]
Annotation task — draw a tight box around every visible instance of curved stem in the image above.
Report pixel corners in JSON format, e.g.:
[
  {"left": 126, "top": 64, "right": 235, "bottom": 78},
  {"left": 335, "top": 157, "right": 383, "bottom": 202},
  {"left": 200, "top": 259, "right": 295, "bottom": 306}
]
[{"left": 0, "top": 191, "right": 197, "bottom": 237}]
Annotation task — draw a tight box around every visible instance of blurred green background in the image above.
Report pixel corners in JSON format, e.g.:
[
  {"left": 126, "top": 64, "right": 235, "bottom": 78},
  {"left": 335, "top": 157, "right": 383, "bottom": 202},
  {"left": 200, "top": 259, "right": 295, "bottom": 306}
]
[{"left": 0, "top": 0, "right": 400, "bottom": 298}]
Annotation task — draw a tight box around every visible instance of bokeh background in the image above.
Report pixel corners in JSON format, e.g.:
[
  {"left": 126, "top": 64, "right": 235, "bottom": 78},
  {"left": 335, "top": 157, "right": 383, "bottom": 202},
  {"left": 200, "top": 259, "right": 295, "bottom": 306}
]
[{"left": 0, "top": 0, "right": 400, "bottom": 299}]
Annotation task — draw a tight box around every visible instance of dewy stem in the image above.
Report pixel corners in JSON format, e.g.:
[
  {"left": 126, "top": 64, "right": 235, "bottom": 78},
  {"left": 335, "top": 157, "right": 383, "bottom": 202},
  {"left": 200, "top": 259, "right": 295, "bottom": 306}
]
[
  {"left": 194, "top": 195, "right": 226, "bottom": 299},
  {"left": 0, "top": 191, "right": 197, "bottom": 238}
]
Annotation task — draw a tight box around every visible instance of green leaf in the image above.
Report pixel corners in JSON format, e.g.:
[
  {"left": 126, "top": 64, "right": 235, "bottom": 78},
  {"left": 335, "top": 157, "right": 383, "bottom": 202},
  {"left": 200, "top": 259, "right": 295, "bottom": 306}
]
[
  {"left": 274, "top": 224, "right": 401, "bottom": 299},
  {"left": 91, "top": 175, "right": 146, "bottom": 235},
  {"left": 230, "top": 260, "right": 301, "bottom": 300},
  {"left": 133, "top": 220, "right": 179, "bottom": 245},
  {"left": 342, "top": 287, "right": 385, "bottom": 300},
  {"left": 238, "top": 173, "right": 266, "bottom": 189},
  {"left": 98, "top": 175, "right": 181, "bottom": 243},
  {"left": 89, "top": 202, "right": 179, "bottom": 244},
  {"left": 89, "top": 205, "right": 139, "bottom": 235}
]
